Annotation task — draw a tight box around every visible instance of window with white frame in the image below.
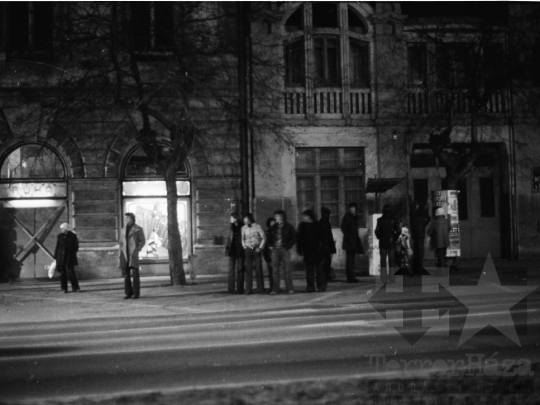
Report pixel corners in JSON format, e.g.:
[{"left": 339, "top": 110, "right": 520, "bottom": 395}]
[{"left": 296, "top": 147, "right": 365, "bottom": 227}]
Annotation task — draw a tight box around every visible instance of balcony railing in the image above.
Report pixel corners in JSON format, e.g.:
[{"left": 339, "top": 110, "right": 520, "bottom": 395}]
[
  {"left": 407, "top": 88, "right": 508, "bottom": 115},
  {"left": 284, "top": 87, "right": 372, "bottom": 116}
]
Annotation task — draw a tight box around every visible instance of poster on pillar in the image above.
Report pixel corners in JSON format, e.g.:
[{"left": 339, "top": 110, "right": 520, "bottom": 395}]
[{"left": 431, "top": 190, "right": 461, "bottom": 257}]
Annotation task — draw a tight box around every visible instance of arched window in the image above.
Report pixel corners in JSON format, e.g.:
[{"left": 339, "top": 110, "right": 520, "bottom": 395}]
[
  {"left": 122, "top": 147, "right": 191, "bottom": 261},
  {"left": 0, "top": 143, "right": 67, "bottom": 200},
  {"left": 1, "top": 143, "right": 65, "bottom": 180}
]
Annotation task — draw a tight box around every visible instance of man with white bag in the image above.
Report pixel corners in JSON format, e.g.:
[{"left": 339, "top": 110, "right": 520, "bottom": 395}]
[{"left": 53, "top": 223, "right": 81, "bottom": 293}]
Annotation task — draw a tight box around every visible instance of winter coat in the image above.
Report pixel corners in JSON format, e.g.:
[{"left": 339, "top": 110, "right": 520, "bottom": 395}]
[
  {"left": 410, "top": 208, "right": 430, "bottom": 240},
  {"left": 427, "top": 216, "right": 451, "bottom": 248},
  {"left": 267, "top": 221, "right": 296, "bottom": 250},
  {"left": 119, "top": 224, "right": 146, "bottom": 269},
  {"left": 225, "top": 222, "right": 244, "bottom": 258},
  {"left": 54, "top": 231, "right": 79, "bottom": 268},
  {"left": 375, "top": 214, "right": 400, "bottom": 250},
  {"left": 263, "top": 228, "right": 272, "bottom": 263},
  {"left": 340, "top": 212, "right": 364, "bottom": 253},
  {"left": 319, "top": 217, "right": 336, "bottom": 254},
  {"left": 297, "top": 221, "right": 322, "bottom": 265}
]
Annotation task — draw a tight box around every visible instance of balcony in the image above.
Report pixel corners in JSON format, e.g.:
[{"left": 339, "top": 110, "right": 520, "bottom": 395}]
[
  {"left": 407, "top": 88, "right": 508, "bottom": 115},
  {"left": 284, "top": 87, "right": 372, "bottom": 117}
]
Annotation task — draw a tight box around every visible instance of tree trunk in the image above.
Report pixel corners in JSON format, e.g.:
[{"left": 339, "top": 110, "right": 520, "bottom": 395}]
[{"left": 164, "top": 163, "right": 187, "bottom": 286}]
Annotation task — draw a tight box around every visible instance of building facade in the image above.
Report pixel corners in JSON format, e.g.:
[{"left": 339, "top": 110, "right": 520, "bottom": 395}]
[{"left": 0, "top": 2, "right": 539, "bottom": 280}]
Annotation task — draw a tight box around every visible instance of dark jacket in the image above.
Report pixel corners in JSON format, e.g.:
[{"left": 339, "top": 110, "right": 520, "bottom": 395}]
[
  {"left": 319, "top": 216, "right": 336, "bottom": 254},
  {"left": 340, "top": 212, "right": 364, "bottom": 253},
  {"left": 427, "top": 216, "right": 451, "bottom": 248},
  {"left": 410, "top": 207, "right": 430, "bottom": 240},
  {"left": 263, "top": 228, "right": 272, "bottom": 263},
  {"left": 267, "top": 221, "right": 296, "bottom": 250},
  {"left": 225, "top": 221, "right": 243, "bottom": 258},
  {"left": 297, "top": 221, "right": 322, "bottom": 265},
  {"left": 54, "top": 231, "right": 79, "bottom": 267},
  {"left": 375, "top": 214, "right": 400, "bottom": 250}
]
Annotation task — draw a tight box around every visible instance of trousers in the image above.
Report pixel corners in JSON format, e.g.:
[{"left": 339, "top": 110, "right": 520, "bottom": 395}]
[
  {"left": 59, "top": 265, "right": 80, "bottom": 291},
  {"left": 345, "top": 250, "right": 358, "bottom": 281},
  {"left": 124, "top": 266, "right": 140, "bottom": 297},
  {"left": 379, "top": 248, "right": 396, "bottom": 284},
  {"left": 271, "top": 248, "right": 293, "bottom": 292},
  {"left": 228, "top": 256, "right": 244, "bottom": 293},
  {"left": 305, "top": 260, "right": 326, "bottom": 292},
  {"left": 244, "top": 247, "right": 263, "bottom": 293}
]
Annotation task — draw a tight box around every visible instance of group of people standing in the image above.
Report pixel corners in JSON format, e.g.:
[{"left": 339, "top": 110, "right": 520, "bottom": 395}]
[
  {"left": 374, "top": 201, "right": 451, "bottom": 284},
  {"left": 226, "top": 203, "right": 364, "bottom": 295}
]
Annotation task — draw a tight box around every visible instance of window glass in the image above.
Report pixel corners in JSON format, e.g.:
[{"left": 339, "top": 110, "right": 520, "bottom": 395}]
[
  {"left": 321, "top": 176, "right": 339, "bottom": 227},
  {"left": 408, "top": 44, "right": 427, "bottom": 86},
  {"left": 350, "top": 40, "right": 370, "bottom": 87},
  {"left": 312, "top": 2, "right": 338, "bottom": 28},
  {"left": 479, "top": 177, "right": 495, "bottom": 217},
  {"left": 124, "top": 148, "right": 188, "bottom": 178},
  {"left": 1, "top": 145, "right": 65, "bottom": 179},
  {"left": 345, "top": 176, "right": 363, "bottom": 224},
  {"left": 33, "top": 2, "right": 53, "bottom": 51},
  {"left": 320, "top": 149, "right": 338, "bottom": 170},
  {"left": 7, "top": 2, "right": 29, "bottom": 52},
  {"left": 285, "top": 39, "right": 305, "bottom": 86},
  {"left": 131, "top": 2, "right": 152, "bottom": 51},
  {"left": 314, "top": 36, "right": 340, "bottom": 86},
  {"left": 285, "top": 6, "right": 303, "bottom": 33},
  {"left": 155, "top": 2, "right": 175, "bottom": 49},
  {"left": 344, "top": 148, "right": 363, "bottom": 169},
  {"left": 295, "top": 149, "right": 316, "bottom": 171},
  {"left": 297, "top": 176, "right": 315, "bottom": 213},
  {"left": 436, "top": 43, "right": 472, "bottom": 88},
  {"left": 348, "top": 8, "right": 367, "bottom": 34}
]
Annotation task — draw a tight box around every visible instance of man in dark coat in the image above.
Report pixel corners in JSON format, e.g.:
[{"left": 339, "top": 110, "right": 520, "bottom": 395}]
[
  {"left": 297, "top": 209, "right": 326, "bottom": 292},
  {"left": 409, "top": 201, "right": 430, "bottom": 274},
  {"left": 320, "top": 207, "right": 336, "bottom": 282},
  {"left": 267, "top": 210, "right": 296, "bottom": 294},
  {"left": 427, "top": 208, "right": 451, "bottom": 267},
  {"left": 119, "top": 213, "right": 146, "bottom": 299},
  {"left": 225, "top": 213, "right": 244, "bottom": 294},
  {"left": 375, "top": 205, "right": 400, "bottom": 284},
  {"left": 54, "top": 223, "right": 81, "bottom": 293},
  {"left": 340, "top": 202, "right": 364, "bottom": 283}
]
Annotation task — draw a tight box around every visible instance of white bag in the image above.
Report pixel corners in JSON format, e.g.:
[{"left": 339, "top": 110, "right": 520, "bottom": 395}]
[{"left": 48, "top": 260, "right": 57, "bottom": 279}]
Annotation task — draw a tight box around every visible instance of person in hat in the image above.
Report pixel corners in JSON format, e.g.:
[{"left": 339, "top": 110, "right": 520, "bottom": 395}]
[
  {"left": 54, "top": 223, "right": 81, "bottom": 293},
  {"left": 119, "top": 212, "right": 146, "bottom": 299},
  {"left": 427, "top": 207, "right": 451, "bottom": 267}
]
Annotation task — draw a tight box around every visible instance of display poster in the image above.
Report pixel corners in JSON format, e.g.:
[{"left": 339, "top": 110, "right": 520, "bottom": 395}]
[
  {"left": 368, "top": 213, "right": 382, "bottom": 276},
  {"left": 431, "top": 190, "right": 461, "bottom": 257},
  {"left": 124, "top": 198, "right": 189, "bottom": 259}
]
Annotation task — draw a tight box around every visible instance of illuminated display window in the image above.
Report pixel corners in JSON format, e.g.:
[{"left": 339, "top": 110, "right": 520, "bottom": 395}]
[
  {"left": 1, "top": 144, "right": 65, "bottom": 179},
  {"left": 122, "top": 147, "right": 191, "bottom": 261}
]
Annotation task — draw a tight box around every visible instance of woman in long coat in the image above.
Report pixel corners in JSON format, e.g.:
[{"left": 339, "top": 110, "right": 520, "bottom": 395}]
[{"left": 54, "top": 223, "right": 80, "bottom": 293}]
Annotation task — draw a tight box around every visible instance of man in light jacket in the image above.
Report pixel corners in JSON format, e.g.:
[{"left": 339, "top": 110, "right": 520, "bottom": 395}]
[
  {"left": 119, "top": 212, "right": 146, "bottom": 299},
  {"left": 241, "top": 213, "right": 266, "bottom": 294}
]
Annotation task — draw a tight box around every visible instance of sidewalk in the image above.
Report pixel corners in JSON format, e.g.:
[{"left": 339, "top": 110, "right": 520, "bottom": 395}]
[{"left": 0, "top": 256, "right": 537, "bottom": 327}]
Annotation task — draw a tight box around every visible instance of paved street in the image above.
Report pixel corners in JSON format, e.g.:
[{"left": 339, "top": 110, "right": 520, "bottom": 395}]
[{"left": 1, "top": 259, "right": 539, "bottom": 404}]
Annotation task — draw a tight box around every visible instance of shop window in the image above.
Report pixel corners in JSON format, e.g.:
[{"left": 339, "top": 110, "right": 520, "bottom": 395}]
[
  {"left": 285, "top": 38, "right": 305, "bottom": 86},
  {"left": 296, "top": 147, "right": 365, "bottom": 227},
  {"left": 312, "top": 2, "right": 338, "bottom": 28},
  {"left": 408, "top": 43, "right": 427, "bottom": 86},
  {"left": 2, "top": 2, "right": 53, "bottom": 55},
  {"left": 314, "top": 36, "right": 340, "bottom": 86},
  {"left": 122, "top": 147, "right": 191, "bottom": 261},
  {"left": 479, "top": 177, "right": 495, "bottom": 217},
  {"left": 350, "top": 40, "right": 370, "bottom": 87}
]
